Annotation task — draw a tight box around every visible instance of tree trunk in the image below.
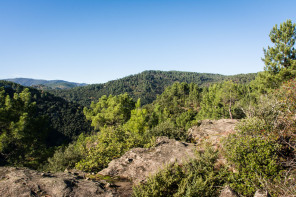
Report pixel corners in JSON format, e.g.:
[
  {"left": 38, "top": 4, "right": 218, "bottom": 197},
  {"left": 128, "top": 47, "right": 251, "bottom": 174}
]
[{"left": 229, "top": 100, "right": 233, "bottom": 119}]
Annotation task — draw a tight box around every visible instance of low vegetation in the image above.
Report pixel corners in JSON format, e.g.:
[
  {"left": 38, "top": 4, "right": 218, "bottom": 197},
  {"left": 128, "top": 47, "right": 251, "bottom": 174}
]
[{"left": 132, "top": 148, "right": 230, "bottom": 197}]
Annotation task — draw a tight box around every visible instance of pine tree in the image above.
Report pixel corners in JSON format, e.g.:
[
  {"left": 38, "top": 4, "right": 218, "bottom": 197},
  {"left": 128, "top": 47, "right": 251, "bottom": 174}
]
[
  {"left": 83, "top": 93, "right": 135, "bottom": 130},
  {"left": 0, "top": 88, "right": 48, "bottom": 167},
  {"left": 261, "top": 19, "right": 296, "bottom": 88}
]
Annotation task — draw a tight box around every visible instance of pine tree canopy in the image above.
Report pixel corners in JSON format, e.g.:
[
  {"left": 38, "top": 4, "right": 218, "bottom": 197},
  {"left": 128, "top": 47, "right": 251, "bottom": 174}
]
[{"left": 262, "top": 19, "right": 296, "bottom": 78}]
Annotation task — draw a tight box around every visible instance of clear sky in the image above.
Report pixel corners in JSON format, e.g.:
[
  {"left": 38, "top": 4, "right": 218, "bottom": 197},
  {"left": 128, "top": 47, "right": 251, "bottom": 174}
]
[{"left": 0, "top": 0, "right": 295, "bottom": 84}]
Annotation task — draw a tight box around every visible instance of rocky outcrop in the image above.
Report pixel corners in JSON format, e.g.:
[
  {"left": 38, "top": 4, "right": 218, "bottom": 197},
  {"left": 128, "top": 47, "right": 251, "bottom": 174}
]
[
  {"left": 99, "top": 120, "right": 238, "bottom": 184},
  {"left": 0, "top": 167, "right": 130, "bottom": 197},
  {"left": 99, "top": 136, "right": 197, "bottom": 184},
  {"left": 188, "top": 119, "right": 238, "bottom": 146}
]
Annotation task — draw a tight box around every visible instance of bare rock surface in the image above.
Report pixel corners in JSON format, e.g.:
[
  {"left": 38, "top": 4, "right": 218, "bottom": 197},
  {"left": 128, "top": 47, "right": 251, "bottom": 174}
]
[
  {"left": 188, "top": 119, "right": 238, "bottom": 146},
  {"left": 219, "top": 185, "right": 239, "bottom": 197},
  {"left": 99, "top": 136, "right": 197, "bottom": 184},
  {"left": 254, "top": 190, "right": 271, "bottom": 197},
  {"left": 0, "top": 167, "right": 126, "bottom": 197}
]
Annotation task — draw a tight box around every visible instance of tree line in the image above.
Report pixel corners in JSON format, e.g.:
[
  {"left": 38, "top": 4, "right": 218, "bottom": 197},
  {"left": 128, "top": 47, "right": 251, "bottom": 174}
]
[{"left": 49, "top": 70, "right": 256, "bottom": 106}]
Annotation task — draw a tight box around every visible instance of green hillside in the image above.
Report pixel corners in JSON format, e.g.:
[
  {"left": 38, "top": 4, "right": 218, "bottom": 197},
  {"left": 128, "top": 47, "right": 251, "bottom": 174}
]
[
  {"left": 3, "top": 78, "right": 87, "bottom": 90},
  {"left": 49, "top": 70, "right": 256, "bottom": 106},
  {"left": 0, "top": 80, "right": 91, "bottom": 145}
]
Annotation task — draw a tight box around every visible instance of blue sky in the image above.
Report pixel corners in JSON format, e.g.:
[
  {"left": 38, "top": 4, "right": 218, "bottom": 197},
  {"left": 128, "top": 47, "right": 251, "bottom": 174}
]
[{"left": 0, "top": 0, "right": 295, "bottom": 84}]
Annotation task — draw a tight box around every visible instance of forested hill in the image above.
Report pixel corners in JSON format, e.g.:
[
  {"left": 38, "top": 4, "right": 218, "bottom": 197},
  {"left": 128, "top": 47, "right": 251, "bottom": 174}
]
[
  {"left": 3, "top": 78, "right": 87, "bottom": 90},
  {"left": 0, "top": 80, "right": 91, "bottom": 145},
  {"left": 49, "top": 70, "right": 257, "bottom": 106}
]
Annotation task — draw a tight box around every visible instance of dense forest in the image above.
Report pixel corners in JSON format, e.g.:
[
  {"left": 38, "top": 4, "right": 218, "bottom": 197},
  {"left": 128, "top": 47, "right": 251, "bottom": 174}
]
[
  {"left": 1, "top": 20, "right": 296, "bottom": 196},
  {"left": 3, "top": 78, "right": 87, "bottom": 90},
  {"left": 0, "top": 80, "right": 91, "bottom": 167},
  {"left": 48, "top": 70, "right": 256, "bottom": 106}
]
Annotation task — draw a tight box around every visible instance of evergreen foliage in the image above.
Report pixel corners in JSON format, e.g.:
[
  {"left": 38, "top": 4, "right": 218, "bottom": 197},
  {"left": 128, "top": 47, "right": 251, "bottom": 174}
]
[
  {"left": 46, "top": 142, "right": 83, "bottom": 172},
  {"left": 150, "top": 82, "right": 201, "bottom": 125},
  {"left": 0, "top": 80, "right": 91, "bottom": 145},
  {"left": 0, "top": 88, "right": 50, "bottom": 168},
  {"left": 263, "top": 20, "right": 296, "bottom": 74},
  {"left": 84, "top": 93, "right": 135, "bottom": 130},
  {"left": 3, "top": 19, "right": 296, "bottom": 197},
  {"left": 4, "top": 78, "right": 87, "bottom": 90},
  {"left": 49, "top": 70, "right": 256, "bottom": 106},
  {"left": 132, "top": 148, "right": 229, "bottom": 197},
  {"left": 223, "top": 134, "right": 281, "bottom": 196},
  {"left": 45, "top": 79, "right": 257, "bottom": 173},
  {"left": 197, "top": 81, "right": 246, "bottom": 120},
  {"left": 222, "top": 77, "right": 296, "bottom": 196},
  {"left": 149, "top": 120, "right": 186, "bottom": 140},
  {"left": 47, "top": 94, "right": 153, "bottom": 172},
  {"left": 256, "top": 20, "right": 296, "bottom": 89}
]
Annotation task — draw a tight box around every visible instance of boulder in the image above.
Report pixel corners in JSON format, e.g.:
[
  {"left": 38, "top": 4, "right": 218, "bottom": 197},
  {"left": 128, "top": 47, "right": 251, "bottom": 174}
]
[{"left": 99, "top": 136, "right": 197, "bottom": 184}]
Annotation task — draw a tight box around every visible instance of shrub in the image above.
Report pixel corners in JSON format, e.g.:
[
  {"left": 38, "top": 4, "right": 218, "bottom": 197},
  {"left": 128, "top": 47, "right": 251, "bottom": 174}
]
[
  {"left": 223, "top": 134, "right": 281, "bottom": 196},
  {"left": 74, "top": 127, "right": 132, "bottom": 172},
  {"left": 149, "top": 120, "right": 188, "bottom": 141},
  {"left": 47, "top": 143, "right": 83, "bottom": 172},
  {"left": 46, "top": 134, "right": 86, "bottom": 172},
  {"left": 175, "top": 110, "right": 197, "bottom": 131},
  {"left": 132, "top": 148, "right": 230, "bottom": 197},
  {"left": 235, "top": 117, "right": 271, "bottom": 136}
]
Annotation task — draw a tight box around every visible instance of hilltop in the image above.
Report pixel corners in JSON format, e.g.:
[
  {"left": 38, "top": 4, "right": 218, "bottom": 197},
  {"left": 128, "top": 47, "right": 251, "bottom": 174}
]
[{"left": 48, "top": 70, "right": 256, "bottom": 106}]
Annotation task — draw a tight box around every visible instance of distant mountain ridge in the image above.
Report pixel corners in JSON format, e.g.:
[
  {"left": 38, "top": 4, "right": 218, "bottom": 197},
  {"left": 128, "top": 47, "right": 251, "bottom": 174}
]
[
  {"left": 48, "top": 70, "right": 257, "bottom": 106},
  {"left": 3, "top": 78, "right": 87, "bottom": 90}
]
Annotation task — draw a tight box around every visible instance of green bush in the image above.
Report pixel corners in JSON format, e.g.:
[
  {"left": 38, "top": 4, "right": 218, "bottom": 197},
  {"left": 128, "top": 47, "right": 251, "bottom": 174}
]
[
  {"left": 47, "top": 124, "right": 154, "bottom": 172},
  {"left": 46, "top": 134, "right": 87, "bottom": 171},
  {"left": 47, "top": 143, "right": 82, "bottom": 172},
  {"left": 74, "top": 127, "right": 132, "bottom": 172},
  {"left": 149, "top": 120, "right": 188, "bottom": 141},
  {"left": 223, "top": 134, "right": 281, "bottom": 196},
  {"left": 175, "top": 110, "right": 197, "bottom": 131},
  {"left": 132, "top": 148, "right": 230, "bottom": 197},
  {"left": 235, "top": 117, "right": 271, "bottom": 136}
]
